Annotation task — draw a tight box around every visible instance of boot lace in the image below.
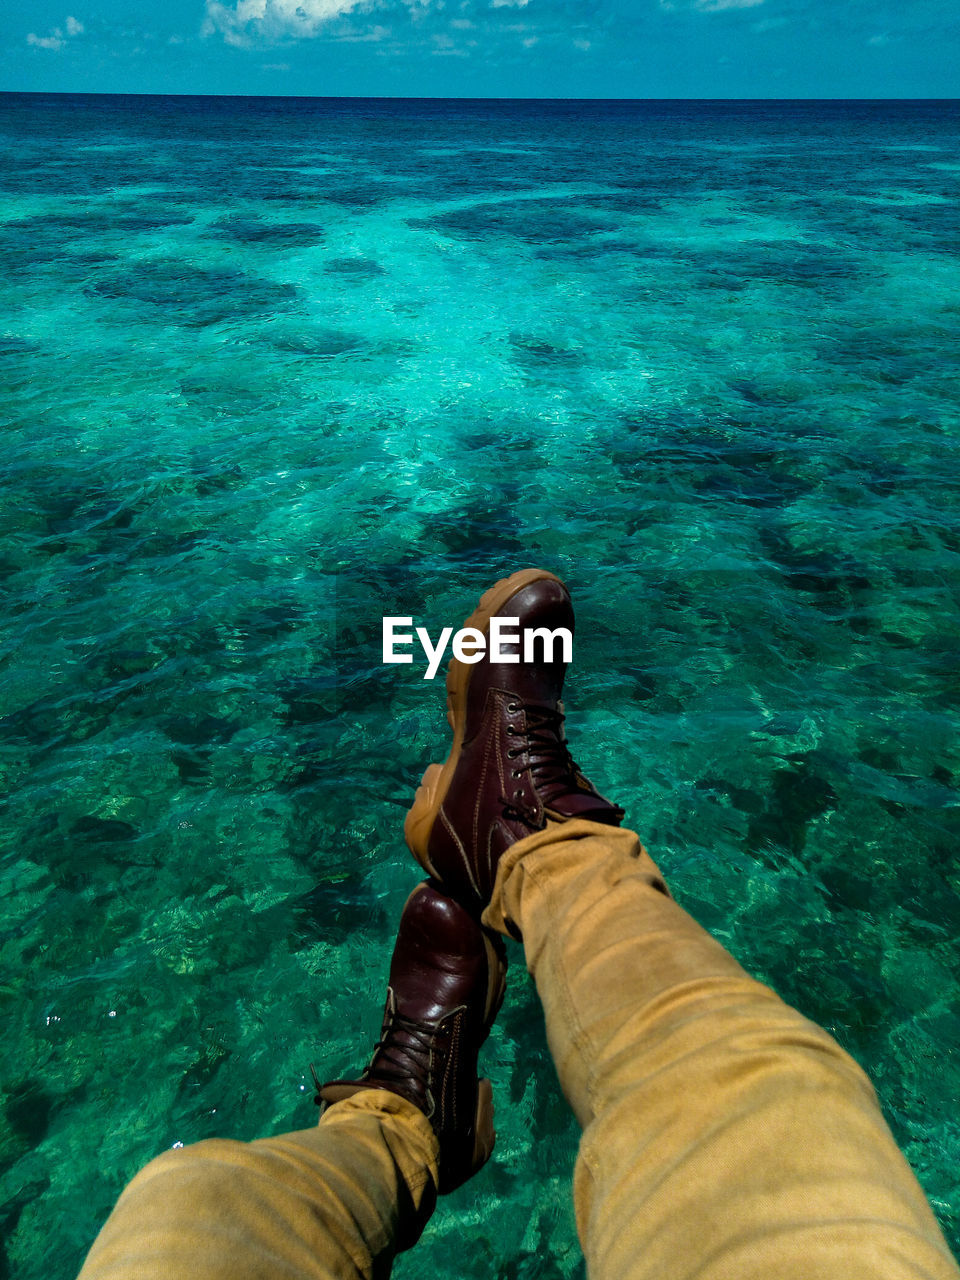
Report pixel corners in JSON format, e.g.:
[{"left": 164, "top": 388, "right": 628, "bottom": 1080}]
[
  {"left": 364, "top": 1013, "right": 435, "bottom": 1089},
  {"left": 501, "top": 701, "right": 584, "bottom": 822},
  {"left": 311, "top": 1013, "right": 436, "bottom": 1108}
]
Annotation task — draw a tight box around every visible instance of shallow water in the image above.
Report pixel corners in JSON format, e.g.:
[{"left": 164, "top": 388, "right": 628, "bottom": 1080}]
[{"left": 1, "top": 94, "right": 959, "bottom": 1277}]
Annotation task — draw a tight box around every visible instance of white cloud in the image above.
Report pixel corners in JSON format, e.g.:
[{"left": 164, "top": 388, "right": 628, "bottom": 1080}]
[
  {"left": 27, "top": 15, "right": 86, "bottom": 50},
  {"left": 204, "top": 0, "right": 370, "bottom": 45},
  {"left": 27, "top": 31, "right": 65, "bottom": 50},
  {"left": 430, "top": 30, "right": 470, "bottom": 53},
  {"left": 330, "top": 22, "right": 391, "bottom": 39}
]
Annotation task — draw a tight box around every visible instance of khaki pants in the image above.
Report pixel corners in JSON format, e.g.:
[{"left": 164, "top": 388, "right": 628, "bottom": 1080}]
[{"left": 79, "top": 822, "right": 960, "bottom": 1280}]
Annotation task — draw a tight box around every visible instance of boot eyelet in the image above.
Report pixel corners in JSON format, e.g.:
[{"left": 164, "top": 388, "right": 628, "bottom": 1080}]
[
  {"left": 507, "top": 702, "right": 519, "bottom": 713},
  {"left": 512, "top": 770, "right": 521, "bottom": 779}
]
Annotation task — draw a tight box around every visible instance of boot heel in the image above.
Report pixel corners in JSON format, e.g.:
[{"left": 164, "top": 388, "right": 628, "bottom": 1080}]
[
  {"left": 403, "top": 763, "right": 444, "bottom": 874},
  {"left": 471, "top": 1077, "right": 495, "bottom": 1173}
]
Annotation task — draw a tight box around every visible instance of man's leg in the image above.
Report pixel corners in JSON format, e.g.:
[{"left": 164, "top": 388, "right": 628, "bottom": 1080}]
[
  {"left": 403, "top": 568, "right": 960, "bottom": 1280},
  {"left": 485, "top": 819, "right": 960, "bottom": 1280},
  {"left": 78, "top": 883, "right": 505, "bottom": 1280},
  {"left": 78, "top": 1092, "right": 438, "bottom": 1280}
]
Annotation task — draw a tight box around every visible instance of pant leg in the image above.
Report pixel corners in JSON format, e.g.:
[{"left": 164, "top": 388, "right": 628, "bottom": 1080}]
[
  {"left": 483, "top": 820, "right": 960, "bottom": 1280},
  {"left": 77, "top": 1089, "right": 439, "bottom": 1280}
]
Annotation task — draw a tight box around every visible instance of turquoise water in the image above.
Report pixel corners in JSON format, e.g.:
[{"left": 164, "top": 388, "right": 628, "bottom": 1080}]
[{"left": 1, "top": 93, "right": 959, "bottom": 1277}]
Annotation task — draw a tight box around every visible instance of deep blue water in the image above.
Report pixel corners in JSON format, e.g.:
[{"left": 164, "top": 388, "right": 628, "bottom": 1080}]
[{"left": 1, "top": 93, "right": 959, "bottom": 1278}]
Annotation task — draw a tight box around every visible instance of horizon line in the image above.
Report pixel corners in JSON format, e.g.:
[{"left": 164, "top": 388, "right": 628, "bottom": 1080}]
[{"left": 2, "top": 90, "right": 959, "bottom": 103}]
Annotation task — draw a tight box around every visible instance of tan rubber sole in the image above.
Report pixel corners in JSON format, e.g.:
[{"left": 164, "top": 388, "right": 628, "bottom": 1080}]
[
  {"left": 403, "top": 568, "right": 564, "bottom": 883},
  {"left": 470, "top": 1076, "right": 496, "bottom": 1175}
]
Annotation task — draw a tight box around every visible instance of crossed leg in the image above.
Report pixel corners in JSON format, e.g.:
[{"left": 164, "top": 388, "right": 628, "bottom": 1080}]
[
  {"left": 487, "top": 820, "right": 959, "bottom": 1280},
  {"left": 78, "top": 821, "right": 960, "bottom": 1280}
]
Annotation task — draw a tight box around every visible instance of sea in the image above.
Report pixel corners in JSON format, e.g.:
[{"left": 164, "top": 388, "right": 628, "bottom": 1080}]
[{"left": 0, "top": 94, "right": 958, "bottom": 1277}]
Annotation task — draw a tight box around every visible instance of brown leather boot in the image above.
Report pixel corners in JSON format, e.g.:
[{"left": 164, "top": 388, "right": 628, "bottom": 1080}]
[
  {"left": 404, "top": 568, "right": 624, "bottom": 913},
  {"left": 315, "top": 880, "right": 507, "bottom": 1194}
]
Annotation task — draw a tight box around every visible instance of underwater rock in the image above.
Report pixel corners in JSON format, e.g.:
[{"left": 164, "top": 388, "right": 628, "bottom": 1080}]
[
  {"left": 86, "top": 259, "right": 299, "bottom": 327},
  {"left": 323, "top": 256, "right": 386, "bottom": 278},
  {"left": 207, "top": 215, "right": 325, "bottom": 247}
]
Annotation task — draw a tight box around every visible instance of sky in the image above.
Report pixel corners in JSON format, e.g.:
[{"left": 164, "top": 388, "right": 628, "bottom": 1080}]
[{"left": 2, "top": 0, "right": 959, "bottom": 98}]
